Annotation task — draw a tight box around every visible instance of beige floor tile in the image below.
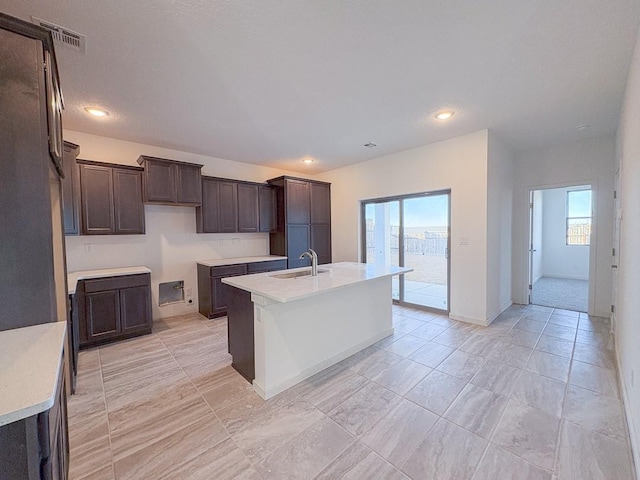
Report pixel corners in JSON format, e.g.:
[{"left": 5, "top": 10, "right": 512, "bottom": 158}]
[
  {"left": 470, "top": 360, "right": 522, "bottom": 397},
  {"left": 492, "top": 400, "right": 560, "bottom": 470},
  {"left": 70, "top": 464, "right": 115, "bottom": 480},
  {"left": 401, "top": 419, "right": 487, "bottom": 480},
  {"left": 361, "top": 399, "right": 438, "bottom": 467},
  {"left": 556, "top": 420, "right": 634, "bottom": 480},
  {"left": 472, "top": 444, "right": 550, "bottom": 480},
  {"left": 431, "top": 327, "right": 475, "bottom": 348},
  {"left": 511, "top": 370, "right": 566, "bottom": 417},
  {"left": 563, "top": 385, "right": 626, "bottom": 440},
  {"left": 514, "top": 319, "right": 547, "bottom": 334},
  {"left": 569, "top": 360, "right": 620, "bottom": 399},
  {"left": 575, "top": 328, "right": 614, "bottom": 348},
  {"left": 69, "top": 434, "right": 113, "bottom": 480},
  {"left": 436, "top": 350, "right": 485, "bottom": 381},
  {"left": 294, "top": 364, "right": 369, "bottom": 413},
  {"left": 405, "top": 369, "right": 466, "bottom": 415},
  {"left": 349, "top": 348, "right": 404, "bottom": 380},
  {"left": 487, "top": 341, "right": 533, "bottom": 368},
  {"left": 573, "top": 342, "right": 616, "bottom": 369},
  {"left": 315, "top": 442, "right": 409, "bottom": 480},
  {"left": 256, "top": 418, "right": 355, "bottom": 479},
  {"left": 548, "top": 313, "right": 579, "bottom": 327},
  {"left": 498, "top": 329, "right": 541, "bottom": 348},
  {"left": 542, "top": 323, "right": 577, "bottom": 341},
  {"left": 459, "top": 334, "right": 500, "bottom": 357},
  {"left": 408, "top": 322, "right": 448, "bottom": 341},
  {"left": 535, "top": 334, "right": 574, "bottom": 358},
  {"left": 113, "top": 416, "right": 231, "bottom": 480},
  {"left": 382, "top": 334, "right": 429, "bottom": 357},
  {"left": 443, "top": 384, "right": 508, "bottom": 439},
  {"left": 329, "top": 382, "right": 402, "bottom": 437},
  {"left": 201, "top": 373, "right": 258, "bottom": 412},
  {"left": 409, "top": 342, "right": 455, "bottom": 368},
  {"left": 371, "top": 358, "right": 432, "bottom": 396},
  {"left": 526, "top": 350, "right": 570, "bottom": 382}
]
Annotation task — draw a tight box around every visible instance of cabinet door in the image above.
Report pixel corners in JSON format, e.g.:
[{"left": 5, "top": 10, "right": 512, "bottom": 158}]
[
  {"left": 258, "top": 185, "right": 276, "bottom": 233},
  {"left": 237, "top": 183, "right": 258, "bottom": 233},
  {"left": 120, "top": 285, "right": 151, "bottom": 332},
  {"left": 80, "top": 164, "right": 115, "bottom": 235},
  {"left": 86, "top": 290, "right": 121, "bottom": 341},
  {"left": 311, "top": 224, "right": 332, "bottom": 265},
  {"left": 176, "top": 164, "right": 202, "bottom": 205},
  {"left": 310, "top": 182, "right": 331, "bottom": 224},
  {"left": 144, "top": 159, "right": 175, "bottom": 203},
  {"left": 286, "top": 224, "right": 310, "bottom": 269},
  {"left": 219, "top": 181, "right": 238, "bottom": 233},
  {"left": 113, "top": 168, "right": 145, "bottom": 234},
  {"left": 198, "top": 177, "right": 221, "bottom": 233},
  {"left": 210, "top": 264, "right": 247, "bottom": 315},
  {"left": 61, "top": 144, "right": 80, "bottom": 235},
  {"left": 285, "top": 179, "right": 310, "bottom": 224}
]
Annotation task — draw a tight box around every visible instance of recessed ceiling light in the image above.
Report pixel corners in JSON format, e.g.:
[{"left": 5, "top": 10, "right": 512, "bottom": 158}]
[
  {"left": 303, "top": 158, "right": 314, "bottom": 164},
  {"left": 435, "top": 110, "right": 454, "bottom": 121},
  {"left": 576, "top": 124, "right": 590, "bottom": 131},
  {"left": 84, "top": 107, "right": 109, "bottom": 118}
]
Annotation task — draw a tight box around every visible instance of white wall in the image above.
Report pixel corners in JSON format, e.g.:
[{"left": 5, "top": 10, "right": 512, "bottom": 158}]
[
  {"left": 512, "top": 134, "right": 615, "bottom": 317},
  {"left": 486, "top": 133, "right": 514, "bottom": 320},
  {"left": 63, "top": 130, "right": 303, "bottom": 319},
  {"left": 615, "top": 28, "right": 640, "bottom": 478},
  {"left": 540, "top": 187, "right": 590, "bottom": 280},
  {"left": 531, "top": 190, "right": 544, "bottom": 283},
  {"left": 316, "top": 130, "right": 492, "bottom": 325}
]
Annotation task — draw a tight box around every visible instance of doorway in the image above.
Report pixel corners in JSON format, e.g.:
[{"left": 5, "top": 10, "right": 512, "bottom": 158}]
[
  {"left": 362, "top": 190, "right": 450, "bottom": 313},
  {"left": 528, "top": 185, "right": 591, "bottom": 312}
]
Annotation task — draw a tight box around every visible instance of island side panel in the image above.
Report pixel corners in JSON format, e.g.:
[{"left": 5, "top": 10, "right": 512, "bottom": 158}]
[
  {"left": 252, "top": 275, "right": 393, "bottom": 399},
  {"left": 227, "top": 285, "right": 255, "bottom": 382}
]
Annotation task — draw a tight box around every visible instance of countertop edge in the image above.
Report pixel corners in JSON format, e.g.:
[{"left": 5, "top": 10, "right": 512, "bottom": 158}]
[
  {"left": 197, "top": 256, "right": 288, "bottom": 267},
  {"left": 67, "top": 266, "right": 152, "bottom": 295}
]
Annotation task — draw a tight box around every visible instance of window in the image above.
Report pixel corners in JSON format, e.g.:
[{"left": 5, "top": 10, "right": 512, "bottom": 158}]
[{"left": 566, "top": 189, "right": 591, "bottom": 245}]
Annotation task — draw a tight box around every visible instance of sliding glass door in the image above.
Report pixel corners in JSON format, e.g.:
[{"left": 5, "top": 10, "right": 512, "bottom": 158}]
[{"left": 362, "top": 191, "right": 450, "bottom": 312}]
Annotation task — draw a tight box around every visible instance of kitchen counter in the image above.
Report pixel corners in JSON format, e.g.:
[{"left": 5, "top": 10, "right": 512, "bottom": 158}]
[
  {"left": 197, "top": 255, "right": 287, "bottom": 267},
  {"left": 222, "top": 262, "right": 411, "bottom": 303},
  {"left": 0, "top": 322, "right": 66, "bottom": 427},
  {"left": 223, "top": 262, "right": 411, "bottom": 399},
  {"left": 67, "top": 266, "right": 152, "bottom": 295}
]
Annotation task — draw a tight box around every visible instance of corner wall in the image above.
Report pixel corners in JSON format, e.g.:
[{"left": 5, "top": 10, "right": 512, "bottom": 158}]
[
  {"left": 615, "top": 27, "right": 640, "bottom": 478},
  {"left": 316, "top": 130, "right": 491, "bottom": 324},
  {"left": 512, "top": 134, "right": 615, "bottom": 317},
  {"left": 63, "top": 130, "right": 302, "bottom": 319}
]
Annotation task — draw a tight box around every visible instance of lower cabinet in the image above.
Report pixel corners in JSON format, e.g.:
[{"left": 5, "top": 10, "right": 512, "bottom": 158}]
[
  {"left": 77, "top": 274, "right": 152, "bottom": 348},
  {"left": 0, "top": 357, "right": 68, "bottom": 480},
  {"left": 197, "top": 260, "right": 287, "bottom": 319}
]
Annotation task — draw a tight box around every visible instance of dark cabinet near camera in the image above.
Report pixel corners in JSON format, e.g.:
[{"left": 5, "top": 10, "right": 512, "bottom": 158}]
[{"left": 137, "top": 155, "right": 203, "bottom": 206}]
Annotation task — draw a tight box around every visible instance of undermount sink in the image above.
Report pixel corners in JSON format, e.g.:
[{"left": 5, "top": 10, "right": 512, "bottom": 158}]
[{"left": 269, "top": 268, "right": 330, "bottom": 279}]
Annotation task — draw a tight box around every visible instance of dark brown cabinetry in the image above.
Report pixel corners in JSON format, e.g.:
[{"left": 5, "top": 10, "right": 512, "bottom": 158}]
[
  {"left": 267, "top": 176, "right": 332, "bottom": 269},
  {"left": 78, "top": 160, "right": 145, "bottom": 235},
  {"left": 197, "top": 259, "right": 287, "bottom": 318},
  {"left": 61, "top": 142, "right": 80, "bottom": 235},
  {"left": 76, "top": 274, "right": 152, "bottom": 348},
  {"left": 196, "top": 177, "right": 276, "bottom": 234},
  {"left": 0, "top": 357, "right": 69, "bottom": 480},
  {"left": 137, "top": 155, "right": 203, "bottom": 206}
]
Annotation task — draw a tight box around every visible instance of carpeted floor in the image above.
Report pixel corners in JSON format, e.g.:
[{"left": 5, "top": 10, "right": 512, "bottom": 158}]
[{"left": 531, "top": 276, "right": 588, "bottom": 312}]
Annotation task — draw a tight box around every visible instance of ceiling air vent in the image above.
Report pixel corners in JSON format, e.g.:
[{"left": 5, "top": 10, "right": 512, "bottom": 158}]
[{"left": 31, "top": 17, "right": 86, "bottom": 53}]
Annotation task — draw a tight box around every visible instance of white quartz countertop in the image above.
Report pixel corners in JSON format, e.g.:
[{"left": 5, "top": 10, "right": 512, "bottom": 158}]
[
  {"left": 67, "top": 266, "right": 152, "bottom": 295},
  {"left": 222, "top": 262, "right": 412, "bottom": 303},
  {"left": 197, "top": 256, "right": 288, "bottom": 267},
  {"left": 0, "top": 322, "right": 66, "bottom": 427}
]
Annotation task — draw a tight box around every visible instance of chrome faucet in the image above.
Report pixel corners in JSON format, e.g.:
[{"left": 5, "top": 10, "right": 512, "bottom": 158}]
[{"left": 299, "top": 248, "right": 319, "bottom": 276}]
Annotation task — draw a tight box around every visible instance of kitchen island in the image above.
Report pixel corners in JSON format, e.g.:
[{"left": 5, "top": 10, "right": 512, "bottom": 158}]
[{"left": 222, "top": 262, "right": 411, "bottom": 399}]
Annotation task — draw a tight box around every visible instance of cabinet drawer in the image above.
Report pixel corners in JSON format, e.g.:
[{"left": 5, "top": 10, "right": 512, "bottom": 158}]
[
  {"left": 247, "top": 260, "right": 287, "bottom": 273},
  {"left": 209, "top": 264, "right": 247, "bottom": 277},
  {"left": 84, "top": 273, "right": 149, "bottom": 293}
]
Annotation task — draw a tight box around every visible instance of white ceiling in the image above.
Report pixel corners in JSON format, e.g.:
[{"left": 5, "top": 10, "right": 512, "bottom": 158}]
[{"left": 2, "top": 1, "right": 639, "bottom": 173}]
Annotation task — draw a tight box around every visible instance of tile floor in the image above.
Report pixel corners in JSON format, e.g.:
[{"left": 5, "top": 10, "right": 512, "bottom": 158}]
[{"left": 67, "top": 304, "right": 636, "bottom": 480}]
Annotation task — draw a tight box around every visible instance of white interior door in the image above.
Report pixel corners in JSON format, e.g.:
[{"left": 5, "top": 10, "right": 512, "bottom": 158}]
[{"left": 612, "top": 168, "right": 621, "bottom": 329}]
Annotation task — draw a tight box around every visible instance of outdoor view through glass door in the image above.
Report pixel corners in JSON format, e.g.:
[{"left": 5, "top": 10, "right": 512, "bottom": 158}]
[{"left": 363, "top": 191, "right": 450, "bottom": 312}]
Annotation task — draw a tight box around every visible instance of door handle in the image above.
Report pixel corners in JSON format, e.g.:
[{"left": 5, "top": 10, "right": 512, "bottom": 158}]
[{"left": 529, "top": 249, "right": 537, "bottom": 253}]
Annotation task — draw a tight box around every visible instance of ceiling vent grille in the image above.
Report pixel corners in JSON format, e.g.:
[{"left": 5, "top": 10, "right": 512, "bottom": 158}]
[{"left": 31, "top": 17, "right": 85, "bottom": 53}]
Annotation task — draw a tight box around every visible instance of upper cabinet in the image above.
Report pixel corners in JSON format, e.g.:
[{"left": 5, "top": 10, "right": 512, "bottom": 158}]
[
  {"left": 196, "top": 176, "right": 276, "bottom": 234},
  {"left": 267, "top": 176, "right": 332, "bottom": 268},
  {"left": 62, "top": 142, "right": 80, "bottom": 235},
  {"left": 137, "top": 155, "right": 203, "bottom": 206},
  {"left": 78, "top": 160, "right": 145, "bottom": 235}
]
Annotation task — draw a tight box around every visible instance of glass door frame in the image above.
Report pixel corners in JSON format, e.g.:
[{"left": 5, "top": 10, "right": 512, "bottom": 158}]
[{"left": 360, "top": 189, "right": 451, "bottom": 314}]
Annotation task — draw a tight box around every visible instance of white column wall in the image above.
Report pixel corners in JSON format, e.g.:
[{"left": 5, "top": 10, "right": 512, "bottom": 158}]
[{"left": 317, "top": 130, "right": 491, "bottom": 324}]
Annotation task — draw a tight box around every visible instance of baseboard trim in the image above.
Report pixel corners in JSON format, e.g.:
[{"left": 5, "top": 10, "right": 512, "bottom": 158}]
[
  {"left": 252, "top": 328, "right": 394, "bottom": 400},
  {"left": 615, "top": 343, "right": 640, "bottom": 479}
]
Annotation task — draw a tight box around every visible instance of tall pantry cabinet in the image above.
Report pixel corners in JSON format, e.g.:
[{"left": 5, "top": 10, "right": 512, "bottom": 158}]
[{"left": 0, "top": 12, "right": 70, "bottom": 480}]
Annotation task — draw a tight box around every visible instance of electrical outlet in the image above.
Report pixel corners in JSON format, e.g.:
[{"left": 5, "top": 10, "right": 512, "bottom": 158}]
[{"left": 84, "top": 243, "right": 92, "bottom": 253}]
